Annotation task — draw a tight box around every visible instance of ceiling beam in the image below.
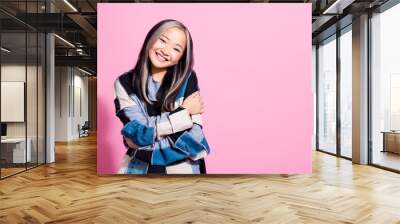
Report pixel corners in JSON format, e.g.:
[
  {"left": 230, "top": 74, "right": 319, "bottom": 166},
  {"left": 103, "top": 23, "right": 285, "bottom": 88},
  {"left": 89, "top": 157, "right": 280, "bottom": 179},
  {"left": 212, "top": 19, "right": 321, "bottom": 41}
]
[{"left": 322, "top": 0, "right": 356, "bottom": 14}]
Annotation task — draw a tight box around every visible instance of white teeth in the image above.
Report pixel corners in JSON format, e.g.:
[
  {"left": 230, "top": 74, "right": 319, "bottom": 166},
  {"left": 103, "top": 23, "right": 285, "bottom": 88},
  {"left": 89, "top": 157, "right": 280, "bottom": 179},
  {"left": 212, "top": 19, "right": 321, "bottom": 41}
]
[{"left": 156, "top": 52, "right": 167, "bottom": 62}]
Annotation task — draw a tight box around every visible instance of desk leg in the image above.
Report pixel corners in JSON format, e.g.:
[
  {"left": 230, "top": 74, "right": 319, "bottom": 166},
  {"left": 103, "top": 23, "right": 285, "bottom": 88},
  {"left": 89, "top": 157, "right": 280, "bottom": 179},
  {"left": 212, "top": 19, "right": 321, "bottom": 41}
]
[{"left": 382, "top": 133, "right": 386, "bottom": 153}]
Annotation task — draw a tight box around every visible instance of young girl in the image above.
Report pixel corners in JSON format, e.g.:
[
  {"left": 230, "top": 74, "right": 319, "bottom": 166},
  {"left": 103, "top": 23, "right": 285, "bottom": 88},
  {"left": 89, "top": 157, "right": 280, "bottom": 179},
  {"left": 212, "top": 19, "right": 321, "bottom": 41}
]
[{"left": 114, "top": 19, "right": 210, "bottom": 174}]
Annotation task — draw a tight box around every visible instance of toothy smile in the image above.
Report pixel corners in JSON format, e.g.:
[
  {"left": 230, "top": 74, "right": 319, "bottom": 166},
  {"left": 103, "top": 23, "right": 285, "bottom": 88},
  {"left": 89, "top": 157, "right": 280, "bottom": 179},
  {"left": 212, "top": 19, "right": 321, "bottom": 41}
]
[{"left": 156, "top": 52, "right": 168, "bottom": 62}]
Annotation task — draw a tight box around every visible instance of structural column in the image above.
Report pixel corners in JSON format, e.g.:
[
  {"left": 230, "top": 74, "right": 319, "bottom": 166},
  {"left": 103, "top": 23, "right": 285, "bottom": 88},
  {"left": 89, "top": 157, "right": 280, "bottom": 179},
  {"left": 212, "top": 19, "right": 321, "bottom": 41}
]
[
  {"left": 352, "top": 14, "right": 369, "bottom": 164},
  {"left": 46, "top": 0, "right": 55, "bottom": 163}
]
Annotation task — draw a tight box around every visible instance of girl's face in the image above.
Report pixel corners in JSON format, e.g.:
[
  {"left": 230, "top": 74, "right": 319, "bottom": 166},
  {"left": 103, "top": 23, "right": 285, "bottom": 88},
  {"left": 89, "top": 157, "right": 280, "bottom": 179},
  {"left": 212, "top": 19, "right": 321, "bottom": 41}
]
[{"left": 148, "top": 27, "right": 187, "bottom": 70}]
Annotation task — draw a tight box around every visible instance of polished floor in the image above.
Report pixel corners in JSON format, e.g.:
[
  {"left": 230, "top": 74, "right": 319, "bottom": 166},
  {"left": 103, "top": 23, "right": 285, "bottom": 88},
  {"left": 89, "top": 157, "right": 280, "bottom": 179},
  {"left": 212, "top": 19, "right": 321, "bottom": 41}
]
[
  {"left": 1, "top": 167, "right": 25, "bottom": 177},
  {"left": 1, "top": 162, "right": 43, "bottom": 178},
  {"left": 0, "top": 134, "right": 400, "bottom": 223},
  {"left": 372, "top": 150, "right": 400, "bottom": 171}
]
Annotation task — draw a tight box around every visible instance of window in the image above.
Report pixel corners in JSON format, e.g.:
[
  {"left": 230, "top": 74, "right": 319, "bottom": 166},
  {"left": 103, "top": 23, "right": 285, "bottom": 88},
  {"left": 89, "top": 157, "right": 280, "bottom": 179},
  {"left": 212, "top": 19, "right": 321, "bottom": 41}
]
[
  {"left": 370, "top": 2, "right": 400, "bottom": 171},
  {"left": 339, "top": 27, "right": 352, "bottom": 158},
  {"left": 317, "top": 35, "right": 337, "bottom": 154}
]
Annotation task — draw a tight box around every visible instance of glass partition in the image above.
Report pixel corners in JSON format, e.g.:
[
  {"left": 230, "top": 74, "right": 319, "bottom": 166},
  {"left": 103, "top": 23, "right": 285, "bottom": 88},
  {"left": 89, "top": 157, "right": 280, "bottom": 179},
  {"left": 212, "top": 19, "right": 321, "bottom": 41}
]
[
  {"left": 0, "top": 1, "right": 46, "bottom": 179},
  {"left": 1, "top": 30, "right": 28, "bottom": 177}
]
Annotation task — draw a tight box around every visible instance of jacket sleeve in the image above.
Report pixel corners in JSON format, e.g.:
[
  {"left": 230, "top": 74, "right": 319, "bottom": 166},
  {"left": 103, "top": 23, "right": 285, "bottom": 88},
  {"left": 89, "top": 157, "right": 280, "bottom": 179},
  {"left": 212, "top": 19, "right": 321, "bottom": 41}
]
[
  {"left": 133, "top": 123, "right": 210, "bottom": 166},
  {"left": 114, "top": 77, "right": 195, "bottom": 147}
]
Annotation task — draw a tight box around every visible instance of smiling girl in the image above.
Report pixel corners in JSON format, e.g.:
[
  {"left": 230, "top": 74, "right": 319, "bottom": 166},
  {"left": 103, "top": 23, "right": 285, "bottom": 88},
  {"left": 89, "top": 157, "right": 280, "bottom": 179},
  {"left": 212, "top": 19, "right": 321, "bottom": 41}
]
[{"left": 114, "top": 19, "right": 210, "bottom": 174}]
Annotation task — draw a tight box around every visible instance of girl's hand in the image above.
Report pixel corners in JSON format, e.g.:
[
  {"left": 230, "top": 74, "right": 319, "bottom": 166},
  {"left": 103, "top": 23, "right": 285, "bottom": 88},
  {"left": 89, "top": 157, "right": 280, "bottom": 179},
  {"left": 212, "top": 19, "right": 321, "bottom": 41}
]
[
  {"left": 181, "top": 91, "right": 204, "bottom": 115},
  {"left": 124, "top": 136, "right": 139, "bottom": 149}
]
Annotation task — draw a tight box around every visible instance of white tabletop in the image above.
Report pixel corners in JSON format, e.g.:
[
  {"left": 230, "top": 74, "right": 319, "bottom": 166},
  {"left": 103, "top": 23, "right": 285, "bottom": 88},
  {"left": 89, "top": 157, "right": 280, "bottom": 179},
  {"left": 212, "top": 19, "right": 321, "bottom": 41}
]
[{"left": 1, "top": 138, "right": 27, "bottom": 143}]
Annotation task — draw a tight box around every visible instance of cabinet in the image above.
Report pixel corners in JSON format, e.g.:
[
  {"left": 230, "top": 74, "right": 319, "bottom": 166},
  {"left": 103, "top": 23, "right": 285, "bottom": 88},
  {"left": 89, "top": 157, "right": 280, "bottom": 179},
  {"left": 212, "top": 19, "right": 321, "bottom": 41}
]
[
  {"left": 0, "top": 138, "right": 32, "bottom": 165},
  {"left": 382, "top": 132, "right": 400, "bottom": 154}
]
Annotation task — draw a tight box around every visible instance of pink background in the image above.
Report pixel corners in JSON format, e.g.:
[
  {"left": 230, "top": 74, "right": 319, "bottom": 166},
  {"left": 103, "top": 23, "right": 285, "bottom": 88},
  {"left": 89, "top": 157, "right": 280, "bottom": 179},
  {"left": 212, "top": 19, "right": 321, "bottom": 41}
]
[{"left": 97, "top": 3, "right": 312, "bottom": 174}]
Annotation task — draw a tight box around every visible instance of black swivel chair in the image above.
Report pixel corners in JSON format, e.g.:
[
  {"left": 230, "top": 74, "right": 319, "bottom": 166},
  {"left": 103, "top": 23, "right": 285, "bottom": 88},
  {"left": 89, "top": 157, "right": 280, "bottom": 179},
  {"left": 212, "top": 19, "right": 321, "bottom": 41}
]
[{"left": 78, "top": 121, "right": 90, "bottom": 138}]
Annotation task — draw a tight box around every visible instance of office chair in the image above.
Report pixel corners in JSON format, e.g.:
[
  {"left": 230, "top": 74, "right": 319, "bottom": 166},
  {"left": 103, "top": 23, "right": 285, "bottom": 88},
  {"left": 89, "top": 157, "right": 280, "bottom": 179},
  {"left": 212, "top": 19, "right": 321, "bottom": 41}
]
[{"left": 79, "top": 121, "right": 90, "bottom": 138}]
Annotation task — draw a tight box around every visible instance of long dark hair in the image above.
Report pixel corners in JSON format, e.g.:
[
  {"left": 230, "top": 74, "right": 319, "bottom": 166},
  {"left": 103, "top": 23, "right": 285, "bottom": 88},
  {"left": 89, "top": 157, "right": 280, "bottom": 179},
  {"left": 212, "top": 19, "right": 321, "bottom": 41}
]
[{"left": 132, "top": 19, "right": 194, "bottom": 112}]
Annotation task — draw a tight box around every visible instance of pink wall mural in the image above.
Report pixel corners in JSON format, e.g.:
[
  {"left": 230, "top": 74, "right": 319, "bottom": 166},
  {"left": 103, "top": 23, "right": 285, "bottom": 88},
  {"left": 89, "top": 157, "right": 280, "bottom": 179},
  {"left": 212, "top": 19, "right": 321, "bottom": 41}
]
[{"left": 97, "top": 3, "right": 313, "bottom": 174}]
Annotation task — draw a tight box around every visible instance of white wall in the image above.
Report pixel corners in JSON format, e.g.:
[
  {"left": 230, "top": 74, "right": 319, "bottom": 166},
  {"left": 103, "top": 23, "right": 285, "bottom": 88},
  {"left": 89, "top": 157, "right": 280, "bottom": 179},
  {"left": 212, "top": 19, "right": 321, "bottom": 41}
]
[
  {"left": 1, "top": 65, "right": 26, "bottom": 133},
  {"left": 55, "top": 66, "right": 69, "bottom": 141},
  {"left": 55, "top": 67, "right": 89, "bottom": 141},
  {"left": 1, "top": 65, "right": 41, "bottom": 137},
  {"left": 71, "top": 72, "right": 89, "bottom": 138}
]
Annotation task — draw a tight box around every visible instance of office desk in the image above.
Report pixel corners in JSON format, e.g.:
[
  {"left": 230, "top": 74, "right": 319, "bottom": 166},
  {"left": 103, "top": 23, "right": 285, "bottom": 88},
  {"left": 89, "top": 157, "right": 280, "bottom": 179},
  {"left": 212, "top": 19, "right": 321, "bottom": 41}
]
[
  {"left": 1, "top": 138, "right": 31, "bottom": 163},
  {"left": 381, "top": 131, "right": 400, "bottom": 154}
]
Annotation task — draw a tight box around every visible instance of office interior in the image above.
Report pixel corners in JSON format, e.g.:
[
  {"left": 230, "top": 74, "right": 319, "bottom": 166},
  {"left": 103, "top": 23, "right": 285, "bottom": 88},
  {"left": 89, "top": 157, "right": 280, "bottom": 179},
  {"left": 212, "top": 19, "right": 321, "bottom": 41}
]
[
  {"left": 313, "top": 0, "right": 400, "bottom": 172},
  {"left": 0, "top": 0, "right": 97, "bottom": 179},
  {"left": 0, "top": 1, "right": 399, "bottom": 222},
  {"left": 0, "top": 0, "right": 399, "bottom": 177}
]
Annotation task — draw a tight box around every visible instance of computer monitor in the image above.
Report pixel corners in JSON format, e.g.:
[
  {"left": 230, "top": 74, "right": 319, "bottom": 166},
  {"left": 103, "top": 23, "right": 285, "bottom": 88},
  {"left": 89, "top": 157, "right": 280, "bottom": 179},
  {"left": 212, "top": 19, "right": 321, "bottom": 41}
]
[{"left": 1, "top": 123, "right": 7, "bottom": 137}]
